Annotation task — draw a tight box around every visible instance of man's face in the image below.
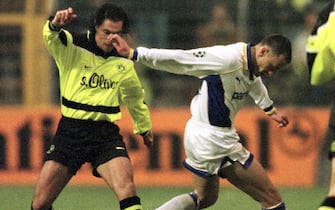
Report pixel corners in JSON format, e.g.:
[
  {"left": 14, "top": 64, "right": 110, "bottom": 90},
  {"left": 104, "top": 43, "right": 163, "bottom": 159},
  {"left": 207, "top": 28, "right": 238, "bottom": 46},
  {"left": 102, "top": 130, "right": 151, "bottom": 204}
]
[
  {"left": 254, "top": 48, "right": 287, "bottom": 77},
  {"left": 95, "top": 19, "right": 124, "bottom": 53}
]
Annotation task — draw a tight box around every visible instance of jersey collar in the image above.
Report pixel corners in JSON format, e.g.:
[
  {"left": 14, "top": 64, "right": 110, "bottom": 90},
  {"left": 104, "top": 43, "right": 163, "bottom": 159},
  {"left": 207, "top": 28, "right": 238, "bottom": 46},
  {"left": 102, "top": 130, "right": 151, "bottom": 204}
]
[{"left": 246, "top": 42, "right": 255, "bottom": 80}]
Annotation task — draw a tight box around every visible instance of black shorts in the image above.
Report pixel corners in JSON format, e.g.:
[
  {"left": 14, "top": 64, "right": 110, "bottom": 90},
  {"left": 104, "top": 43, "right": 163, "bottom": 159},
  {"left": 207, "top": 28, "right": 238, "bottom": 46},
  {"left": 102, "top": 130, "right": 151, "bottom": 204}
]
[{"left": 44, "top": 116, "right": 129, "bottom": 177}]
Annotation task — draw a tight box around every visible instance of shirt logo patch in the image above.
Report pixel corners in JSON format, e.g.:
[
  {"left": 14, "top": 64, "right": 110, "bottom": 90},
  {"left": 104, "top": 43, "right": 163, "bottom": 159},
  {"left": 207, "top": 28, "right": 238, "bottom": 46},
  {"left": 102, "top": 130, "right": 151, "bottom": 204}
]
[
  {"left": 193, "top": 51, "right": 206, "bottom": 58},
  {"left": 80, "top": 72, "right": 119, "bottom": 89},
  {"left": 46, "top": 144, "right": 55, "bottom": 154},
  {"left": 232, "top": 92, "right": 247, "bottom": 100},
  {"left": 117, "top": 64, "right": 126, "bottom": 73}
]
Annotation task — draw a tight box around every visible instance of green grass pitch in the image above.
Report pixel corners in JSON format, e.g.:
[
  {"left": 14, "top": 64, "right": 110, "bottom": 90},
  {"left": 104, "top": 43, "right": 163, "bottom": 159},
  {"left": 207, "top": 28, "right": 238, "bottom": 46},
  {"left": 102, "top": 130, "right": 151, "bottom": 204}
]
[{"left": 1, "top": 185, "right": 327, "bottom": 209}]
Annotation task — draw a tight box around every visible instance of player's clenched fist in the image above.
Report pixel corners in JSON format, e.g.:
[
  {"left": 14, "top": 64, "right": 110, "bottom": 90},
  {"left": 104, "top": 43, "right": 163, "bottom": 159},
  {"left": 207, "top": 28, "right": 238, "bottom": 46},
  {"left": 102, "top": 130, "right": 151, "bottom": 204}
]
[{"left": 52, "top": 7, "right": 77, "bottom": 27}]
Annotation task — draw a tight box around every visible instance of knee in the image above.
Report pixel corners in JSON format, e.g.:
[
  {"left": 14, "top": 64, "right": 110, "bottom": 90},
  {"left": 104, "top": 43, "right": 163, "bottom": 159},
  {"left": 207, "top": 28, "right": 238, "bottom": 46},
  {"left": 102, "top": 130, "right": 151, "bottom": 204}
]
[{"left": 199, "top": 192, "right": 218, "bottom": 209}]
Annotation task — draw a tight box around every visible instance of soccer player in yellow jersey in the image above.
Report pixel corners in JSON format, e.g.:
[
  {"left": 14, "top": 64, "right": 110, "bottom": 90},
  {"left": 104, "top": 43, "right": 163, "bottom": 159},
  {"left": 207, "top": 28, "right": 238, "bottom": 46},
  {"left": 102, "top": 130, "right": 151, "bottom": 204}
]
[
  {"left": 307, "top": 1, "right": 335, "bottom": 210},
  {"left": 31, "top": 4, "right": 153, "bottom": 210}
]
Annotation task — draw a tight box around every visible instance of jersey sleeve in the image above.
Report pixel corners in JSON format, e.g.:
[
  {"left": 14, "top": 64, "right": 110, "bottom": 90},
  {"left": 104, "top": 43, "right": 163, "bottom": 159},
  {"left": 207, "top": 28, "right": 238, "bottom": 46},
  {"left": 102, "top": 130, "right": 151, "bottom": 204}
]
[
  {"left": 119, "top": 64, "right": 152, "bottom": 134},
  {"left": 248, "top": 78, "right": 274, "bottom": 111},
  {"left": 42, "top": 20, "right": 75, "bottom": 73},
  {"left": 136, "top": 44, "right": 243, "bottom": 78}
]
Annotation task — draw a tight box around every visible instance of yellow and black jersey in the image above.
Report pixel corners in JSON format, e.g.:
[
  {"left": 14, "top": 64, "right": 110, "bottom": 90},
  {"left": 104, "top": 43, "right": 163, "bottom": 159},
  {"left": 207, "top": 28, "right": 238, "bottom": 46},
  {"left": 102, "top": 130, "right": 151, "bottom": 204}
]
[
  {"left": 306, "top": 1, "right": 335, "bottom": 85},
  {"left": 43, "top": 20, "right": 151, "bottom": 134}
]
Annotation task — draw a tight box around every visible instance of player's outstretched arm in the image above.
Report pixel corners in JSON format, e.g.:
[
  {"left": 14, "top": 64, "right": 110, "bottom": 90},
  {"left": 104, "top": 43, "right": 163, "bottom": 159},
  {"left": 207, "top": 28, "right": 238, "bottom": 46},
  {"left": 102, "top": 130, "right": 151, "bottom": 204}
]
[
  {"left": 52, "top": 7, "right": 77, "bottom": 28},
  {"left": 111, "top": 34, "right": 132, "bottom": 58},
  {"left": 141, "top": 131, "right": 154, "bottom": 148},
  {"left": 268, "top": 110, "right": 289, "bottom": 128}
]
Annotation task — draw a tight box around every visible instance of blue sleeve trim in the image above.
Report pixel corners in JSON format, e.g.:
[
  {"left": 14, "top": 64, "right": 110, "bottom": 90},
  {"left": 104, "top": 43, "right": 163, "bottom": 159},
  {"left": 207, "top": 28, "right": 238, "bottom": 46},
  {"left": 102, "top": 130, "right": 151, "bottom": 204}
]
[
  {"left": 243, "top": 153, "right": 254, "bottom": 168},
  {"left": 133, "top": 49, "right": 139, "bottom": 61}
]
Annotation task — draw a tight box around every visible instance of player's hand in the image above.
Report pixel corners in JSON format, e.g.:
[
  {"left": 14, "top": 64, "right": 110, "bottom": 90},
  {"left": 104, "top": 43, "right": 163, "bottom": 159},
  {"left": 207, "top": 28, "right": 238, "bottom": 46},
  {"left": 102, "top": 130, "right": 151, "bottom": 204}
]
[
  {"left": 52, "top": 7, "right": 77, "bottom": 27},
  {"left": 142, "top": 131, "right": 154, "bottom": 148},
  {"left": 268, "top": 111, "right": 289, "bottom": 128},
  {"left": 111, "top": 34, "right": 131, "bottom": 58}
]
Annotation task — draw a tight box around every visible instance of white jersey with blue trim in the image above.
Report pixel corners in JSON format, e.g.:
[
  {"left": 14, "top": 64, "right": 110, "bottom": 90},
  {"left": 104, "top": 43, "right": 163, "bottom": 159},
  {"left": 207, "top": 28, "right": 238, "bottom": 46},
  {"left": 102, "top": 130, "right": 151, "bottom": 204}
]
[{"left": 137, "top": 42, "right": 273, "bottom": 128}]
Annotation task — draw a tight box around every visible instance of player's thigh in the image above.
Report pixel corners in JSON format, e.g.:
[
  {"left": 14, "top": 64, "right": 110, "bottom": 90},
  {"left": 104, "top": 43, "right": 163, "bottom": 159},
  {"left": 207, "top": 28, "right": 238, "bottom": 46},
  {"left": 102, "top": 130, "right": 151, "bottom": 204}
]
[
  {"left": 97, "top": 156, "right": 134, "bottom": 184},
  {"left": 33, "top": 160, "right": 72, "bottom": 203},
  {"left": 192, "top": 173, "right": 219, "bottom": 206},
  {"left": 221, "top": 160, "right": 280, "bottom": 203},
  {"left": 97, "top": 157, "right": 136, "bottom": 199}
]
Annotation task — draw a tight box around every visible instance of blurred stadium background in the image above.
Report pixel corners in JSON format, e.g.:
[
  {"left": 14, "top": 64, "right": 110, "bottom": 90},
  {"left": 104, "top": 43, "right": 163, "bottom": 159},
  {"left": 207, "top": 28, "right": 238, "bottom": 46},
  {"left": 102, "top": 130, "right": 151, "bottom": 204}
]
[{"left": 0, "top": 0, "right": 333, "bottom": 209}]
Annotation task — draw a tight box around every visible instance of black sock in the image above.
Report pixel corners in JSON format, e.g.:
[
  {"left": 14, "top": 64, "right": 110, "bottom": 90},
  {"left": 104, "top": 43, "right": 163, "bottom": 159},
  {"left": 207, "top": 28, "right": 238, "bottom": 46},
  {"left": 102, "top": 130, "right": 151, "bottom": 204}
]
[
  {"left": 321, "top": 196, "right": 335, "bottom": 207},
  {"left": 119, "top": 196, "right": 141, "bottom": 210},
  {"left": 31, "top": 203, "right": 53, "bottom": 210}
]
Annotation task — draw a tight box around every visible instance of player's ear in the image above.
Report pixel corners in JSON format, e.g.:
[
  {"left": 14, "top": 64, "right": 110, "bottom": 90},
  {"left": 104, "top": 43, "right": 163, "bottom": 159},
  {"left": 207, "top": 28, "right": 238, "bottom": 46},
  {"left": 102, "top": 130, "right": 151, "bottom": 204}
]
[{"left": 259, "top": 46, "right": 269, "bottom": 57}]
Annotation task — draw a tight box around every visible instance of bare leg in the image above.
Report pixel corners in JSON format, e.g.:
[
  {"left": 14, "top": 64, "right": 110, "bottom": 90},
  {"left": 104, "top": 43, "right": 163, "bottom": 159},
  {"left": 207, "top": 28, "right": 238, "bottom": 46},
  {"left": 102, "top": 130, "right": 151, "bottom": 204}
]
[
  {"left": 97, "top": 156, "right": 144, "bottom": 210},
  {"left": 221, "top": 160, "right": 283, "bottom": 209},
  {"left": 192, "top": 173, "right": 219, "bottom": 209},
  {"left": 97, "top": 157, "right": 137, "bottom": 200},
  {"left": 31, "top": 160, "right": 73, "bottom": 210}
]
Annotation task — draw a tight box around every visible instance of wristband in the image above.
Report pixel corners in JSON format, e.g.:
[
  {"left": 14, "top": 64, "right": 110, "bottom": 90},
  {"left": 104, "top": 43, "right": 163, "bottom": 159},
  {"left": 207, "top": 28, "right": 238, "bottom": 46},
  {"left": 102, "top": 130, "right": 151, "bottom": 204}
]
[
  {"left": 140, "top": 130, "right": 151, "bottom": 137},
  {"left": 128, "top": 48, "right": 138, "bottom": 61},
  {"left": 128, "top": 48, "right": 134, "bottom": 59},
  {"left": 132, "top": 49, "right": 138, "bottom": 61},
  {"left": 265, "top": 107, "right": 277, "bottom": 115},
  {"left": 49, "top": 21, "right": 62, "bottom": 32}
]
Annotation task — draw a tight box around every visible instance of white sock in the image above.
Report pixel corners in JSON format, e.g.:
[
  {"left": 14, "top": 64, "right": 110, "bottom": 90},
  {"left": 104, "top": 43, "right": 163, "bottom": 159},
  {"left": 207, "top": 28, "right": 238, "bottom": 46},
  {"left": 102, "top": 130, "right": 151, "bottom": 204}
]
[{"left": 155, "top": 193, "right": 197, "bottom": 210}]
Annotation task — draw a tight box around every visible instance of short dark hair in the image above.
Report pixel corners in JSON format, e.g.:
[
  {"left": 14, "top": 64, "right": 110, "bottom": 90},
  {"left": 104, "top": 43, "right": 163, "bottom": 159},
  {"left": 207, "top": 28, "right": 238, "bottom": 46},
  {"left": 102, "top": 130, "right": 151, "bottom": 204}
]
[
  {"left": 259, "top": 33, "right": 292, "bottom": 64},
  {"left": 89, "top": 3, "right": 130, "bottom": 35}
]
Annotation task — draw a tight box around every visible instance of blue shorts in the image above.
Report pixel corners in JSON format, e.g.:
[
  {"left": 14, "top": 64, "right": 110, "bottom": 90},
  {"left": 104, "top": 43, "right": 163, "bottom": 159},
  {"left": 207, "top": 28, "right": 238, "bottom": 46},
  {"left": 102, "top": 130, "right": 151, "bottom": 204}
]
[{"left": 44, "top": 116, "right": 129, "bottom": 177}]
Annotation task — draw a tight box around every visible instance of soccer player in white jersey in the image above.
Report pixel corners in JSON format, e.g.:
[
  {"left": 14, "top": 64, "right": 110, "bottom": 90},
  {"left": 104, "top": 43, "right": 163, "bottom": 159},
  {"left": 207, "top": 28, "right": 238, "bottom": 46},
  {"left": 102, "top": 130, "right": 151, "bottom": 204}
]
[{"left": 112, "top": 33, "right": 291, "bottom": 210}]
